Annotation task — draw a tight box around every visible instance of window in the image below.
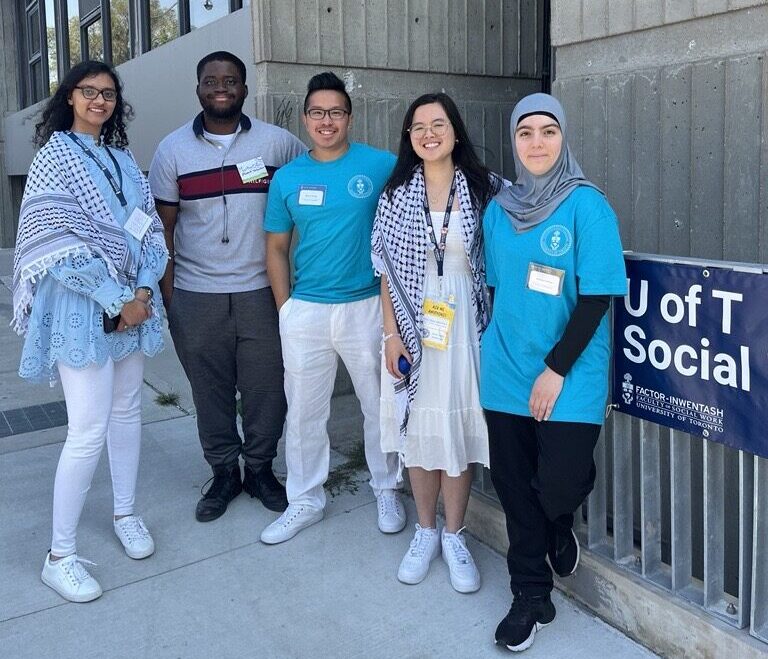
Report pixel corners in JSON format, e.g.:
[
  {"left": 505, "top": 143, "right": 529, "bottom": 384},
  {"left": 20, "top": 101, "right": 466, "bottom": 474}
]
[
  {"left": 150, "top": 0, "right": 179, "bottom": 49},
  {"left": 109, "top": 0, "right": 131, "bottom": 65},
  {"left": 23, "top": 1, "right": 44, "bottom": 104},
  {"left": 19, "top": 0, "right": 247, "bottom": 107},
  {"left": 83, "top": 17, "right": 104, "bottom": 61},
  {"left": 190, "top": 0, "right": 228, "bottom": 31},
  {"left": 67, "top": 0, "right": 81, "bottom": 68},
  {"left": 44, "top": 0, "right": 58, "bottom": 93},
  {"left": 27, "top": 5, "right": 41, "bottom": 54},
  {"left": 29, "top": 60, "right": 43, "bottom": 102}
]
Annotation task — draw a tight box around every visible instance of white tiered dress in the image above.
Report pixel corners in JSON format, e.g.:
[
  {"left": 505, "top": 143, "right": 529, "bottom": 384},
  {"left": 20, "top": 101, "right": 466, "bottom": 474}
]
[{"left": 380, "top": 210, "right": 489, "bottom": 476}]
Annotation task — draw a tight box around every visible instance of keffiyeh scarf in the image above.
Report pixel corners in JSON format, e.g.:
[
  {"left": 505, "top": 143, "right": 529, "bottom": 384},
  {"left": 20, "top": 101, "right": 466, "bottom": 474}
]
[
  {"left": 12, "top": 131, "right": 166, "bottom": 334},
  {"left": 371, "top": 165, "right": 490, "bottom": 449}
]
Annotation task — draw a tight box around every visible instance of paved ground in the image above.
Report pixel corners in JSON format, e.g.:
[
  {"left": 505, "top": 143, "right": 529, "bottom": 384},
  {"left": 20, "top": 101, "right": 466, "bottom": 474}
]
[{"left": 0, "top": 248, "right": 656, "bottom": 658}]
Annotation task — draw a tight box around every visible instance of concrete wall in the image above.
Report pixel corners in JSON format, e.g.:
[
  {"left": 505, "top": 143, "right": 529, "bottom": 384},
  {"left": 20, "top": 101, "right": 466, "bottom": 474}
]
[
  {"left": 255, "top": 0, "right": 542, "bottom": 76},
  {"left": 553, "top": 0, "right": 767, "bottom": 45},
  {"left": 0, "top": 1, "right": 20, "bottom": 247},
  {"left": 249, "top": 0, "right": 545, "bottom": 176},
  {"left": 551, "top": 2, "right": 768, "bottom": 264}
]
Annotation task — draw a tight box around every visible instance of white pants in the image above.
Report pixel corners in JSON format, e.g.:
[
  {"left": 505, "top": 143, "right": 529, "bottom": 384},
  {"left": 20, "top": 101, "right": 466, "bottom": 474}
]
[
  {"left": 52, "top": 352, "right": 144, "bottom": 556},
  {"left": 279, "top": 296, "right": 399, "bottom": 509}
]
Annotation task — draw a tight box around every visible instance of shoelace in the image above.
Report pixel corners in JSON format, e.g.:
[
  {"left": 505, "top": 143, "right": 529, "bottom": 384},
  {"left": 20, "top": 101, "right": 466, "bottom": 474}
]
[
  {"left": 200, "top": 476, "right": 215, "bottom": 497},
  {"left": 61, "top": 556, "right": 97, "bottom": 587},
  {"left": 408, "top": 525, "right": 435, "bottom": 558},
  {"left": 279, "top": 505, "right": 305, "bottom": 527},
  {"left": 443, "top": 527, "right": 471, "bottom": 565},
  {"left": 378, "top": 494, "right": 401, "bottom": 518},
  {"left": 117, "top": 516, "right": 150, "bottom": 543},
  {"left": 507, "top": 594, "right": 536, "bottom": 618},
  {"left": 200, "top": 471, "right": 235, "bottom": 498}
]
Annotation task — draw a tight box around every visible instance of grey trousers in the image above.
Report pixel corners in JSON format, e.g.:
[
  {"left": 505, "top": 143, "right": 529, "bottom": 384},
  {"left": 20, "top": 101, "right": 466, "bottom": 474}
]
[{"left": 168, "top": 287, "right": 287, "bottom": 470}]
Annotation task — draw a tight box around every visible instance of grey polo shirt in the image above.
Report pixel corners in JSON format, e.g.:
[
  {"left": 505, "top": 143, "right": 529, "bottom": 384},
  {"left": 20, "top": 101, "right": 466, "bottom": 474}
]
[{"left": 149, "top": 113, "right": 305, "bottom": 293}]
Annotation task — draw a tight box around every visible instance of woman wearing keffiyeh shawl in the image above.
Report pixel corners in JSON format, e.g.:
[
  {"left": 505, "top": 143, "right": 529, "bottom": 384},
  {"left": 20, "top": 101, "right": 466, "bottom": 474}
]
[
  {"left": 13, "top": 61, "right": 168, "bottom": 603},
  {"left": 372, "top": 93, "right": 500, "bottom": 593}
]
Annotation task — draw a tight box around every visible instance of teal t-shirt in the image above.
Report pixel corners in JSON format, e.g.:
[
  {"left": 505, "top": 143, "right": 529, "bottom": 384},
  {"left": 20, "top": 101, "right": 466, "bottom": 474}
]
[
  {"left": 481, "top": 186, "right": 628, "bottom": 424},
  {"left": 264, "top": 142, "right": 396, "bottom": 303}
]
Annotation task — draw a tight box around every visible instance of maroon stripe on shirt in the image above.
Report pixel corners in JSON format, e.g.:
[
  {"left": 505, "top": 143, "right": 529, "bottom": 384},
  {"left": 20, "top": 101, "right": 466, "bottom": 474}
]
[{"left": 178, "top": 165, "right": 276, "bottom": 200}]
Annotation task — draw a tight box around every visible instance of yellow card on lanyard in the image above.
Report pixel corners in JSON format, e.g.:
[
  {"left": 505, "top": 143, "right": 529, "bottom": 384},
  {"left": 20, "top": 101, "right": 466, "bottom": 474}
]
[{"left": 422, "top": 295, "right": 456, "bottom": 350}]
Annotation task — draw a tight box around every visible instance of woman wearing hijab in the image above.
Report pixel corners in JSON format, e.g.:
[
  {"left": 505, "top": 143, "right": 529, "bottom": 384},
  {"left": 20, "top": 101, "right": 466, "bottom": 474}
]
[
  {"left": 372, "top": 93, "right": 500, "bottom": 592},
  {"left": 13, "top": 61, "right": 168, "bottom": 602},
  {"left": 482, "top": 93, "right": 627, "bottom": 651}
]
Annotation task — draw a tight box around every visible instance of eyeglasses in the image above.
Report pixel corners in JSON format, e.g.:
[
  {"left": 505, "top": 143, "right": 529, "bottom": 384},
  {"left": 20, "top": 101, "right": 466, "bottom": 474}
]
[
  {"left": 306, "top": 108, "right": 350, "bottom": 121},
  {"left": 407, "top": 120, "right": 450, "bottom": 138},
  {"left": 75, "top": 86, "right": 117, "bottom": 102}
]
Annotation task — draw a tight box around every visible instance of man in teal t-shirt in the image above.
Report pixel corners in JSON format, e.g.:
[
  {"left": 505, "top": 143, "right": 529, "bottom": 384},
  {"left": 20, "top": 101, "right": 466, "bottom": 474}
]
[{"left": 261, "top": 72, "right": 403, "bottom": 544}]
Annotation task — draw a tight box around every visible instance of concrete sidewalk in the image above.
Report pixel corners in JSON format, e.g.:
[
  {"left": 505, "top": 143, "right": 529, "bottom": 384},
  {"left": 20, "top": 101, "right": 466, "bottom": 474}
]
[{"left": 0, "top": 249, "right": 656, "bottom": 658}]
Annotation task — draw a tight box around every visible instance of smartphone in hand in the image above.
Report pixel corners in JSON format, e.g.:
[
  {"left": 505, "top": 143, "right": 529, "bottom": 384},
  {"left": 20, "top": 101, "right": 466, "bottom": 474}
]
[{"left": 102, "top": 312, "right": 121, "bottom": 334}]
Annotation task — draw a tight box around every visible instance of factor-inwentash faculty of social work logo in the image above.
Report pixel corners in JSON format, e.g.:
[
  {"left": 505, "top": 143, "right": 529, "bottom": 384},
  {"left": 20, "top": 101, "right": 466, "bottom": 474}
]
[
  {"left": 540, "top": 224, "right": 573, "bottom": 257},
  {"left": 622, "top": 373, "right": 634, "bottom": 405},
  {"left": 348, "top": 174, "right": 374, "bottom": 198}
]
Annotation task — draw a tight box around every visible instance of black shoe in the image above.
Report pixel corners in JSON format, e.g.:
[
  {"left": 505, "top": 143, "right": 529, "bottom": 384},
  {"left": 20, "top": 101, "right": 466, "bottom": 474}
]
[
  {"left": 547, "top": 527, "right": 580, "bottom": 577},
  {"left": 495, "top": 593, "right": 556, "bottom": 652},
  {"left": 195, "top": 464, "right": 242, "bottom": 522},
  {"left": 242, "top": 463, "right": 288, "bottom": 512}
]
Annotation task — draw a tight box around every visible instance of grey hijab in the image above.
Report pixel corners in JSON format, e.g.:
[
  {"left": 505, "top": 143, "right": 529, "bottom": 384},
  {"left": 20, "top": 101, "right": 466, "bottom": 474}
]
[{"left": 495, "top": 93, "right": 602, "bottom": 232}]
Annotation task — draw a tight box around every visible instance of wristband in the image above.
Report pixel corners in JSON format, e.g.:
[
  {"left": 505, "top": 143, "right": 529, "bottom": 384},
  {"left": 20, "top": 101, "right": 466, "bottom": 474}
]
[{"left": 383, "top": 332, "right": 400, "bottom": 342}]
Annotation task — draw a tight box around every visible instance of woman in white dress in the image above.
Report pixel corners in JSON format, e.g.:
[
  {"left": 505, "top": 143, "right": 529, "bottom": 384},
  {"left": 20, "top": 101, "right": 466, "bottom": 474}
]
[{"left": 372, "top": 93, "right": 500, "bottom": 592}]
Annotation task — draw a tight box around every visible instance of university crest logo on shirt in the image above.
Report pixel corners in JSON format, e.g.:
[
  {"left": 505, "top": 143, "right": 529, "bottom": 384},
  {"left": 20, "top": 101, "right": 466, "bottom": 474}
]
[
  {"left": 347, "top": 174, "right": 374, "bottom": 198},
  {"left": 540, "top": 224, "right": 573, "bottom": 257}
]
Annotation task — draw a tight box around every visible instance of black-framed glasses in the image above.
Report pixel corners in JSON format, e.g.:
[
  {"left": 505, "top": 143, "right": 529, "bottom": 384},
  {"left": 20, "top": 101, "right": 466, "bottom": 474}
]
[
  {"left": 306, "top": 107, "right": 350, "bottom": 121},
  {"left": 75, "top": 86, "right": 117, "bottom": 102},
  {"left": 407, "top": 120, "right": 450, "bottom": 138}
]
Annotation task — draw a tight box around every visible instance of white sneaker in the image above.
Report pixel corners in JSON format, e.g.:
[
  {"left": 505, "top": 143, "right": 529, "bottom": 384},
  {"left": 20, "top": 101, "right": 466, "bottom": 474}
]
[
  {"left": 377, "top": 490, "right": 406, "bottom": 533},
  {"left": 397, "top": 524, "right": 440, "bottom": 585},
  {"left": 441, "top": 527, "right": 481, "bottom": 593},
  {"left": 41, "top": 553, "right": 102, "bottom": 603},
  {"left": 260, "top": 503, "right": 324, "bottom": 544},
  {"left": 114, "top": 515, "right": 155, "bottom": 559}
]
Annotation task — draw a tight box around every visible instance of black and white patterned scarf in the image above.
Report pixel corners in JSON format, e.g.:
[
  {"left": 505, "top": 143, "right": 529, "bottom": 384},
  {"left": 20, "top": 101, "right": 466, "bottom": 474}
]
[
  {"left": 371, "top": 165, "right": 491, "bottom": 447},
  {"left": 12, "top": 131, "right": 166, "bottom": 334}
]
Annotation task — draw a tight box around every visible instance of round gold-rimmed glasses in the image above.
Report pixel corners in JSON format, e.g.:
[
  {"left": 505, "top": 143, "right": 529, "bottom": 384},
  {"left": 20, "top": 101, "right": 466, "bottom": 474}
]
[{"left": 407, "top": 120, "right": 450, "bottom": 138}]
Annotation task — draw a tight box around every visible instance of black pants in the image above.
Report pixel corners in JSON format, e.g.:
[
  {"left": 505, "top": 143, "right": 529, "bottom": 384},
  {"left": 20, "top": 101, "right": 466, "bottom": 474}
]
[
  {"left": 485, "top": 410, "right": 600, "bottom": 596},
  {"left": 168, "top": 287, "right": 287, "bottom": 470}
]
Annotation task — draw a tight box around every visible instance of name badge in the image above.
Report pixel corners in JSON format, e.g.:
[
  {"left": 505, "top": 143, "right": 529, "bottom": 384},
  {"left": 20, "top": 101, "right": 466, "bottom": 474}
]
[
  {"left": 124, "top": 207, "right": 153, "bottom": 241},
  {"left": 422, "top": 295, "right": 456, "bottom": 351},
  {"left": 236, "top": 157, "right": 268, "bottom": 183},
  {"left": 298, "top": 185, "right": 326, "bottom": 206},
  {"left": 527, "top": 263, "right": 565, "bottom": 296}
]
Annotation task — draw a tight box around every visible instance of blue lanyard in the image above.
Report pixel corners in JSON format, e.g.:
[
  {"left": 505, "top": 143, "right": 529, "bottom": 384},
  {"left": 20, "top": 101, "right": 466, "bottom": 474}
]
[{"left": 65, "top": 131, "right": 127, "bottom": 207}]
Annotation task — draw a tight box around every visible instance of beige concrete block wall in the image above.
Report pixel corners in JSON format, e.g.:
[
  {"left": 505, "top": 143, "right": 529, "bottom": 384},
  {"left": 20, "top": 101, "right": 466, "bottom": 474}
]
[{"left": 552, "top": 0, "right": 767, "bottom": 46}]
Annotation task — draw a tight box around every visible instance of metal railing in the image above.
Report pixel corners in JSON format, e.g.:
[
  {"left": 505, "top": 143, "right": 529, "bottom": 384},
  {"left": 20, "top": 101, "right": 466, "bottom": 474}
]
[{"left": 472, "top": 415, "right": 768, "bottom": 646}]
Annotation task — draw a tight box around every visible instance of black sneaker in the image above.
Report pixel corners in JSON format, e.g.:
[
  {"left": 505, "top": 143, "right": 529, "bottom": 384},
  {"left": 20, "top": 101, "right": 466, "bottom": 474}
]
[
  {"left": 495, "top": 593, "right": 556, "bottom": 652},
  {"left": 547, "top": 527, "right": 580, "bottom": 577},
  {"left": 242, "top": 463, "right": 288, "bottom": 512},
  {"left": 195, "top": 464, "right": 242, "bottom": 522}
]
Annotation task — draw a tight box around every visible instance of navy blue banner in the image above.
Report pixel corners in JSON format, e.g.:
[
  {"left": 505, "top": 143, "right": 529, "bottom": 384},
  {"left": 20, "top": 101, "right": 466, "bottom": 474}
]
[{"left": 612, "top": 258, "right": 768, "bottom": 458}]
